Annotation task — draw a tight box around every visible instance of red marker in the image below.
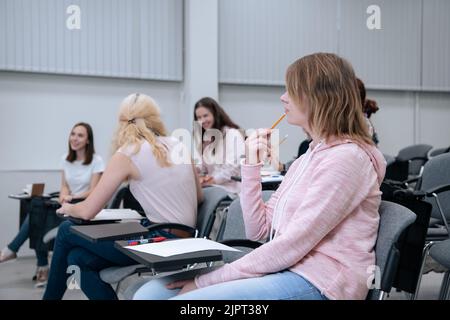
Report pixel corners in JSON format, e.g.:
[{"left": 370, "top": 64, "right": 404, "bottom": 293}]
[{"left": 127, "top": 236, "right": 166, "bottom": 246}]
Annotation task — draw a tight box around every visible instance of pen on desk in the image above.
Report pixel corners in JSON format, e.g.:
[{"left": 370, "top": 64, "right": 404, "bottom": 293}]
[
  {"left": 127, "top": 236, "right": 166, "bottom": 246},
  {"left": 270, "top": 113, "right": 286, "bottom": 129}
]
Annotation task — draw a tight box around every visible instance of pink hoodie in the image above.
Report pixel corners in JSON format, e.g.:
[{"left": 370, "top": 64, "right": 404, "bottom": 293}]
[{"left": 195, "top": 139, "right": 386, "bottom": 300}]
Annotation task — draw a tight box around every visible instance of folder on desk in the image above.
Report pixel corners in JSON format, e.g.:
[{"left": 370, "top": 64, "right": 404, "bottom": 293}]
[
  {"left": 126, "top": 238, "right": 241, "bottom": 257},
  {"left": 63, "top": 209, "right": 144, "bottom": 225},
  {"left": 70, "top": 221, "right": 149, "bottom": 243}
]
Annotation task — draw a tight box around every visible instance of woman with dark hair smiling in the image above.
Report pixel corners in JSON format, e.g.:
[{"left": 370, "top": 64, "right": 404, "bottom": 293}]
[
  {"left": 194, "top": 97, "right": 244, "bottom": 195},
  {"left": 0, "top": 122, "right": 104, "bottom": 288}
]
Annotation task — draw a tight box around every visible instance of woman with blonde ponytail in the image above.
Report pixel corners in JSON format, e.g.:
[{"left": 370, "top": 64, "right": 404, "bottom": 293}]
[{"left": 43, "top": 93, "right": 202, "bottom": 300}]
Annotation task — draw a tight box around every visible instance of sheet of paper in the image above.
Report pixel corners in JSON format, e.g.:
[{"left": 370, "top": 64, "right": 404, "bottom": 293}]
[
  {"left": 260, "top": 170, "right": 281, "bottom": 177},
  {"left": 126, "top": 238, "right": 241, "bottom": 257},
  {"left": 92, "top": 209, "right": 143, "bottom": 221},
  {"left": 261, "top": 175, "right": 283, "bottom": 183}
]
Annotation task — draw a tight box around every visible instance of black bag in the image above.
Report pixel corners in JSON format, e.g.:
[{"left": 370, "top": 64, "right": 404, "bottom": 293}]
[
  {"left": 389, "top": 189, "right": 432, "bottom": 294},
  {"left": 28, "top": 198, "right": 64, "bottom": 251}
]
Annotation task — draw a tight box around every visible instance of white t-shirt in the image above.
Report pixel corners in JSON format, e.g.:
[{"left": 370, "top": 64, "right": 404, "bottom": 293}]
[{"left": 61, "top": 154, "right": 105, "bottom": 196}]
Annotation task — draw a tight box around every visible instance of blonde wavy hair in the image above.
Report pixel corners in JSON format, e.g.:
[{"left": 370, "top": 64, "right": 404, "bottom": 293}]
[
  {"left": 286, "top": 53, "right": 373, "bottom": 146},
  {"left": 112, "top": 93, "right": 171, "bottom": 167}
]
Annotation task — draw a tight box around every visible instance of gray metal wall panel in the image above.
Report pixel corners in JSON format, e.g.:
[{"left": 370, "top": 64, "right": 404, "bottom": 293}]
[
  {"left": 219, "top": 0, "right": 339, "bottom": 85},
  {"left": 0, "top": 0, "right": 183, "bottom": 81},
  {"left": 422, "top": 0, "right": 450, "bottom": 91},
  {"left": 339, "top": 0, "right": 422, "bottom": 90}
]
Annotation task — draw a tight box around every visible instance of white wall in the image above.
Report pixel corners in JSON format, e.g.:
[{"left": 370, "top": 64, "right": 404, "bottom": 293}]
[
  {"left": 220, "top": 85, "right": 450, "bottom": 161},
  {"left": 0, "top": 71, "right": 182, "bottom": 170}
]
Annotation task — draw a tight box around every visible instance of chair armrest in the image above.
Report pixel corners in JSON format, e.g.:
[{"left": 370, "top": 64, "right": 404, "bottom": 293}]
[
  {"left": 146, "top": 223, "right": 197, "bottom": 237},
  {"left": 424, "top": 184, "right": 450, "bottom": 197},
  {"left": 407, "top": 156, "right": 428, "bottom": 162},
  {"left": 403, "top": 176, "right": 420, "bottom": 185},
  {"left": 383, "top": 179, "right": 408, "bottom": 188},
  {"left": 220, "top": 239, "right": 263, "bottom": 249},
  {"left": 393, "top": 189, "right": 426, "bottom": 201}
]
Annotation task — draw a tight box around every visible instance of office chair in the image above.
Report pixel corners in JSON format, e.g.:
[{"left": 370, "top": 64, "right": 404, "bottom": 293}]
[
  {"left": 397, "top": 144, "right": 433, "bottom": 178},
  {"left": 366, "top": 201, "right": 417, "bottom": 300},
  {"left": 190, "top": 193, "right": 418, "bottom": 301},
  {"left": 429, "top": 239, "right": 450, "bottom": 299},
  {"left": 428, "top": 146, "right": 450, "bottom": 159},
  {"left": 215, "top": 190, "right": 273, "bottom": 244},
  {"left": 391, "top": 153, "right": 450, "bottom": 298},
  {"left": 219, "top": 198, "right": 417, "bottom": 300}
]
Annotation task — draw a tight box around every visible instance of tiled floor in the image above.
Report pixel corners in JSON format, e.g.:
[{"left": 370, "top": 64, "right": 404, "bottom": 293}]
[{"left": 0, "top": 255, "right": 447, "bottom": 300}]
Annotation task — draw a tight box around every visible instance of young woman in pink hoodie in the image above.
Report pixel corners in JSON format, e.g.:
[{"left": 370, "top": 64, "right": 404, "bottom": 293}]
[{"left": 134, "top": 53, "right": 387, "bottom": 300}]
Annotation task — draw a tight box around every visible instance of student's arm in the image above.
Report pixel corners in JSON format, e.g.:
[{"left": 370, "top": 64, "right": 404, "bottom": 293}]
[
  {"left": 57, "top": 153, "right": 133, "bottom": 220},
  {"left": 209, "top": 128, "right": 244, "bottom": 185},
  {"left": 192, "top": 163, "right": 204, "bottom": 204},
  {"left": 58, "top": 171, "right": 71, "bottom": 204},
  {"left": 70, "top": 172, "right": 102, "bottom": 201}
]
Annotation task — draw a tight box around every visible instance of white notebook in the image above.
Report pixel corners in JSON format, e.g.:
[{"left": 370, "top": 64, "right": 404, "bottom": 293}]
[
  {"left": 126, "top": 238, "right": 241, "bottom": 257},
  {"left": 91, "top": 209, "right": 144, "bottom": 221}
]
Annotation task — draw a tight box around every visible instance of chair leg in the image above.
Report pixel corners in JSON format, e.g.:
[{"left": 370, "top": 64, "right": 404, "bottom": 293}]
[
  {"left": 115, "top": 280, "right": 121, "bottom": 293},
  {"left": 412, "top": 241, "right": 435, "bottom": 299},
  {"left": 446, "top": 275, "right": 450, "bottom": 300},
  {"left": 378, "top": 291, "right": 386, "bottom": 300},
  {"left": 438, "top": 271, "right": 450, "bottom": 300}
]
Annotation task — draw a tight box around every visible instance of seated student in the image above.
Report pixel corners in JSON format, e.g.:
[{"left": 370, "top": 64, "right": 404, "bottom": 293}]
[
  {"left": 0, "top": 122, "right": 104, "bottom": 288},
  {"left": 42, "top": 93, "right": 202, "bottom": 300},
  {"left": 356, "top": 78, "right": 380, "bottom": 145},
  {"left": 194, "top": 97, "right": 244, "bottom": 196},
  {"left": 133, "top": 53, "right": 386, "bottom": 300}
]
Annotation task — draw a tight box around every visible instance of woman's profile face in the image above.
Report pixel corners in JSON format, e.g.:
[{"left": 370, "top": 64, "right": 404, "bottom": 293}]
[
  {"left": 69, "top": 125, "right": 89, "bottom": 152},
  {"left": 280, "top": 91, "right": 310, "bottom": 132},
  {"left": 195, "top": 106, "right": 215, "bottom": 130}
]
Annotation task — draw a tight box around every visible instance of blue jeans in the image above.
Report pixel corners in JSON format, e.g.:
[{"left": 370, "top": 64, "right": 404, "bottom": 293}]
[
  {"left": 8, "top": 214, "right": 49, "bottom": 267},
  {"left": 133, "top": 269, "right": 329, "bottom": 300},
  {"left": 43, "top": 220, "right": 176, "bottom": 300}
]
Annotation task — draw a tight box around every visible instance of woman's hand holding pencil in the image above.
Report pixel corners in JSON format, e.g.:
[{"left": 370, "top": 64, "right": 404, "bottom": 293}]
[{"left": 244, "top": 113, "right": 286, "bottom": 165}]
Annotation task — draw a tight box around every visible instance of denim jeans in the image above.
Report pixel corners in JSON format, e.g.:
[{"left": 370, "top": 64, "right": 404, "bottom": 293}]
[
  {"left": 8, "top": 214, "right": 49, "bottom": 267},
  {"left": 43, "top": 220, "right": 176, "bottom": 300},
  {"left": 133, "top": 269, "right": 329, "bottom": 300}
]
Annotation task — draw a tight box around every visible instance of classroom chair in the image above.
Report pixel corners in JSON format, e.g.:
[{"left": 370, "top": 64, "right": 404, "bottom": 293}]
[
  {"left": 397, "top": 144, "right": 433, "bottom": 178},
  {"left": 428, "top": 146, "right": 450, "bottom": 159},
  {"left": 195, "top": 193, "right": 418, "bottom": 300},
  {"left": 429, "top": 239, "right": 450, "bottom": 300},
  {"left": 99, "top": 186, "right": 230, "bottom": 294},
  {"left": 395, "top": 153, "right": 450, "bottom": 298}
]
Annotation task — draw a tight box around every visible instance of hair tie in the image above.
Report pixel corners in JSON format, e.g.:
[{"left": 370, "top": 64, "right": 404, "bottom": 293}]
[{"left": 128, "top": 119, "right": 136, "bottom": 124}]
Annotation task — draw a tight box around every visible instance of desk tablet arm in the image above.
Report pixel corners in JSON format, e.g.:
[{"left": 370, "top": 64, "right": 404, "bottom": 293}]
[
  {"left": 146, "top": 223, "right": 197, "bottom": 238},
  {"left": 220, "top": 239, "right": 263, "bottom": 249},
  {"left": 48, "top": 191, "right": 60, "bottom": 198}
]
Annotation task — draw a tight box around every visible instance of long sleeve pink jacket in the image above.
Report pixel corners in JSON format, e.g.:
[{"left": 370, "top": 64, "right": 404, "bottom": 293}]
[{"left": 195, "top": 139, "right": 386, "bottom": 300}]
